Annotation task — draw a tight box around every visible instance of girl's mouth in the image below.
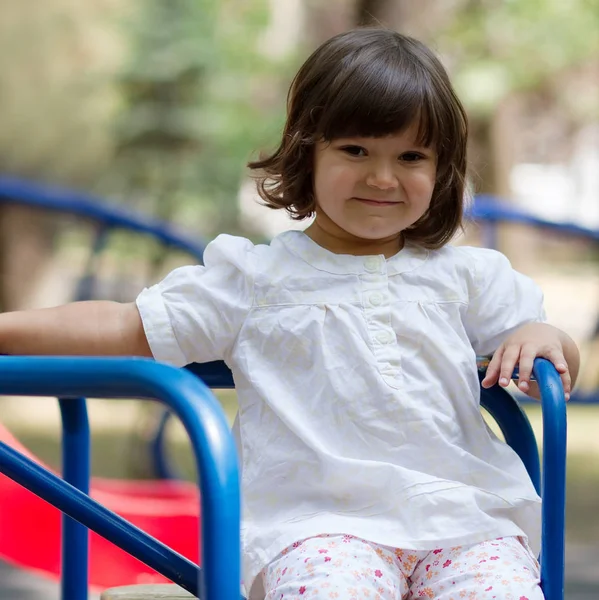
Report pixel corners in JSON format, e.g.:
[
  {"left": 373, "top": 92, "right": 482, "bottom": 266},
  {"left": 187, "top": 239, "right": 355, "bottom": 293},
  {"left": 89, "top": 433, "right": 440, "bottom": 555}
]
[{"left": 355, "top": 198, "right": 399, "bottom": 207}]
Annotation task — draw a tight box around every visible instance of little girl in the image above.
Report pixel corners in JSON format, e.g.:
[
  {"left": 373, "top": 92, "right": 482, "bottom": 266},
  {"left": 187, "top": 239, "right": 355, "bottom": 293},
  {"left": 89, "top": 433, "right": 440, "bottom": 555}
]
[{"left": 0, "top": 28, "right": 579, "bottom": 600}]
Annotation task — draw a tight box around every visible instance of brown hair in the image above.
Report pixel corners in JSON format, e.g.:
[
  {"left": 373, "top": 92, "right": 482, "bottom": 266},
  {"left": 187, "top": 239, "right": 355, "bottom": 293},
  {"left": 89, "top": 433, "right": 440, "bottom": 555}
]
[{"left": 248, "top": 27, "right": 468, "bottom": 249}]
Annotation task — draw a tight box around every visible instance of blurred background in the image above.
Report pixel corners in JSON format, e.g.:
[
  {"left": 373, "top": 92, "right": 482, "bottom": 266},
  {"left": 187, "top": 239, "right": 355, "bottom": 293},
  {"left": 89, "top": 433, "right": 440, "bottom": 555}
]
[{"left": 0, "top": 0, "right": 598, "bottom": 596}]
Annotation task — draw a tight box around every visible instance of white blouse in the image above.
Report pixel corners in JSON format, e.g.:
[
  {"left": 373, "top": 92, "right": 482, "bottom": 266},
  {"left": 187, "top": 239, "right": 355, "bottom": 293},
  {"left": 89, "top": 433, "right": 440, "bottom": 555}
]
[{"left": 136, "top": 230, "right": 546, "bottom": 598}]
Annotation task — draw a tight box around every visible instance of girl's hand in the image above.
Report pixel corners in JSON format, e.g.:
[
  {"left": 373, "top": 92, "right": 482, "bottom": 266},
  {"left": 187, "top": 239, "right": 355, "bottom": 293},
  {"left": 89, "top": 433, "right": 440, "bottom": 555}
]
[{"left": 480, "top": 322, "right": 575, "bottom": 401}]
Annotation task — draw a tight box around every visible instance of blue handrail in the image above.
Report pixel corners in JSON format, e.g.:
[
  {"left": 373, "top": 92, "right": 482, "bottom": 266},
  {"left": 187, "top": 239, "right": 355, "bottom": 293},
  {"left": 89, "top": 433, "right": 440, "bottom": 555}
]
[
  {"left": 468, "top": 194, "right": 599, "bottom": 243},
  {"left": 0, "top": 357, "right": 566, "bottom": 600},
  {"left": 0, "top": 176, "right": 207, "bottom": 260},
  {"left": 534, "top": 358, "right": 568, "bottom": 600},
  {"left": 58, "top": 397, "right": 90, "bottom": 600},
  {"left": 480, "top": 383, "right": 541, "bottom": 495},
  {"left": 480, "top": 358, "right": 567, "bottom": 599},
  {"left": 0, "top": 357, "right": 241, "bottom": 600}
]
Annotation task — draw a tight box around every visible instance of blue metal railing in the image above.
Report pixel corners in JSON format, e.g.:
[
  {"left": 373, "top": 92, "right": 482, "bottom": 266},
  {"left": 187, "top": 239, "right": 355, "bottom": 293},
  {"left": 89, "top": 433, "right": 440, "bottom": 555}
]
[
  {"left": 58, "top": 397, "right": 91, "bottom": 600},
  {"left": 0, "top": 359, "right": 566, "bottom": 599},
  {"left": 468, "top": 195, "right": 599, "bottom": 404},
  {"left": 468, "top": 194, "right": 599, "bottom": 246},
  {"left": 0, "top": 176, "right": 207, "bottom": 260},
  {"left": 535, "top": 359, "right": 568, "bottom": 600},
  {"left": 0, "top": 357, "right": 241, "bottom": 600},
  {"left": 181, "top": 358, "right": 569, "bottom": 599},
  {"left": 0, "top": 175, "right": 207, "bottom": 305},
  {"left": 479, "top": 358, "right": 567, "bottom": 599}
]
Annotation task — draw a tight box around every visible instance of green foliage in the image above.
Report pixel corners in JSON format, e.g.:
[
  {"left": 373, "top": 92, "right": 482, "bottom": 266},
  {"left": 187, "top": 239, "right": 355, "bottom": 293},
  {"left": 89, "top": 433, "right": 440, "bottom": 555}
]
[
  {"left": 109, "top": 0, "right": 291, "bottom": 236},
  {"left": 439, "top": 0, "right": 599, "bottom": 115}
]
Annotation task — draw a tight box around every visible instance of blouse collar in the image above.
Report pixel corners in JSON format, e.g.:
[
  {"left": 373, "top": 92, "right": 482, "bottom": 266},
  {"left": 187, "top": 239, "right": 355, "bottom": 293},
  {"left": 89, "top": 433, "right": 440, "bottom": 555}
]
[{"left": 276, "top": 230, "right": 429, "bottom": 276}]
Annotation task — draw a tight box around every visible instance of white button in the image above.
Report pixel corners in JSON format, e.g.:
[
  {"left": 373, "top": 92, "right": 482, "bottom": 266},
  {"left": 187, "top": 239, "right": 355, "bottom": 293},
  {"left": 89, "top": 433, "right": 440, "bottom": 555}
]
[
  {"left": 364, "top": 256, "right": 382, "bottom": 272},
  {"left": 369, "top": 292, "right": 384, "bottom": 306},
  {"left": 375, "top": 331, "right": 394, "bottom": 344}
]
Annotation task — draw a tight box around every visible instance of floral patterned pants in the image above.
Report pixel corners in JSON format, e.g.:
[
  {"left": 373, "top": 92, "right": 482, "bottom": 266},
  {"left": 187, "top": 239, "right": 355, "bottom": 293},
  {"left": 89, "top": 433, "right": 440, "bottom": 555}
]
[{"left": 261, "top": 534, "right": 543, "bottom": 599}]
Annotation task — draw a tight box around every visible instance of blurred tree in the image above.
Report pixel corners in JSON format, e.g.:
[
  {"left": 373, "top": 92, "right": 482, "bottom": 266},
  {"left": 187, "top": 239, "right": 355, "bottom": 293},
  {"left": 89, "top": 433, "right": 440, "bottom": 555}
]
[
  {"left": 108, "top": 0, "right": 288, "bottom": 239},
  {"left": 107, "top": 0, "right": 216, "bottom": 224},
  {"left": 0, "top": 0, "right": 126, "bottom": 310},
  {"left": 435, "top": 0, "right": 599, "bottom": 196}
]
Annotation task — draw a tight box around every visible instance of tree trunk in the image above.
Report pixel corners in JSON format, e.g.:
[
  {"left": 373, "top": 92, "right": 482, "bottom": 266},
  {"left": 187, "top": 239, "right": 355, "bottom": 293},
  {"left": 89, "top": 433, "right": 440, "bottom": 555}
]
[{"left": 0, "top": 205, "right": 57, "bottom": 311}]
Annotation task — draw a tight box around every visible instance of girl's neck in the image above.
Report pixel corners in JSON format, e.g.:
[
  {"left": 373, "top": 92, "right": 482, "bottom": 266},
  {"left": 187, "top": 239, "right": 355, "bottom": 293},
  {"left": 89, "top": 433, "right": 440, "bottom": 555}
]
[{"left": 304, "top": 220, "right": 404, "bottom": 258}]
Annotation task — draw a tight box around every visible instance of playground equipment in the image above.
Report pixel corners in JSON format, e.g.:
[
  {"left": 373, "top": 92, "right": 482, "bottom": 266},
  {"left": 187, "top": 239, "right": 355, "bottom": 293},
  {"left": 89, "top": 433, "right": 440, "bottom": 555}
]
[
  {"left": 0, "top": 355, "right": 567, "bottom": 599},
  {"left": 0, "top": 176, "right": 209, "bottom": 587},
  {"left": 0, "top": 357, "right": 241, "bottom": 600},
  {"left": 0, "top": 175, "right": 206, "bottom": 302},
  {"left": 469, "top": 194, "right": 599, "bottom": 248},
  {"left": 469, "top": 194, "right": 599, "bottom": 404},
  {"left": 0, "top": 178, "right": 570, "bottom": 598},
  {"left": 0, "top": 419, "right": 201, "bottom": 588}
]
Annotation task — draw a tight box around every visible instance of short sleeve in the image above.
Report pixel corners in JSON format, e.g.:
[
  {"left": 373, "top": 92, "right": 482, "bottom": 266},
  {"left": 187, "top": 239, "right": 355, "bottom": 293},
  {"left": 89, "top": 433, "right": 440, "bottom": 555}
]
[
  {"left": 135, "top": 234, "right": 255, "bottom": 367},
  {"left": 461, "top": 248, "right": 546, "bottom": 356}
]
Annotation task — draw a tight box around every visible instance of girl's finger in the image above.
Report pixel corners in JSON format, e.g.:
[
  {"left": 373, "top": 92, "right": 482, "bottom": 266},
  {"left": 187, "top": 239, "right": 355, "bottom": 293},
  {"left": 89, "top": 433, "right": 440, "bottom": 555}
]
[
  {"left": 515, "top": 344, "right": 537, "bottom": 393},
  {"left": 557, "top": 361, "right": 571, "bottom": 400},
  {"left": 481, "top": 346, "right": 504, "bottom": 388},
  {"left": 498, "top": 344, "right": 522, "bottom": 388}
]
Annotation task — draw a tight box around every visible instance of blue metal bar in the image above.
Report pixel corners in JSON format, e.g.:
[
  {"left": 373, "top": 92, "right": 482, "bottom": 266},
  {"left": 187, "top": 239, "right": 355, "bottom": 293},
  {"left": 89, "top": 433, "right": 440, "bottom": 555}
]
[
  {"left": 0, "top": 357, "right": 241, "bottom": 600},
  {"left": 151, "top": 409, "right": 179, "bottom": 481},
  {"left": 469, "top": 195, "right": 599, "bottom": 242},
  {"left": 515, "top": 389, "right": 599, "bottom": 404},
  {"left": 184, "top": 361, "right": 234, "bottom": 388},
  {"left": 58, "top": 397, "right": 90, "bottom": 600},
  {"left": 150, "top": 362, "right": 236, "bottom": 480},
  {"left": 0, "top": 440, "right": 201, "bottom": 594},
  {"left": 480, "top": 221, "right": 498, "bottom": 250},
  {"left": 0, "top": 176, "right": 207, "bottom": 260},
  {"left": 479, "top": 384, "right": 541, "bottom": 495},
  {"left": 478, "top": 358, "right": 566, "bottom": 598},
  {"left": 534, "top": 358, "right": 567, "bottom": 600}
]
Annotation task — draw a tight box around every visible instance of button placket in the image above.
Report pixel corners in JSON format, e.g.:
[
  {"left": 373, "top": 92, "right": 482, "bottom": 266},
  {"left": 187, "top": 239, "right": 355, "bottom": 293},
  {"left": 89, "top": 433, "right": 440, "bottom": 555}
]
[
  {"left": 364, "top": 255, "right": 383, "bottom": 273},
  {"left": 360, "top": 260, "right": 401, "bottom": 388}
]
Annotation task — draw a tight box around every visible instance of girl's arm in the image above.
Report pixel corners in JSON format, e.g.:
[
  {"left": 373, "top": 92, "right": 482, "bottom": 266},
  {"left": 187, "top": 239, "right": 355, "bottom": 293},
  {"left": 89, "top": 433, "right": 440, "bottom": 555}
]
[
  {"left": 481, "top": 322, "right": 580, "bottom": 400},
  {"left": 0, "top": 301, "right": 153, "bottom": 357}
]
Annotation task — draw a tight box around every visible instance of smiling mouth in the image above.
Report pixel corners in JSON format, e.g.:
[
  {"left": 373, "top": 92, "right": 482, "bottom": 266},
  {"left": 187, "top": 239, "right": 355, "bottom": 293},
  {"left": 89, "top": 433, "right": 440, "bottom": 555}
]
[{"left": 354, "top": 198, "right": 400, "bottom": 206}]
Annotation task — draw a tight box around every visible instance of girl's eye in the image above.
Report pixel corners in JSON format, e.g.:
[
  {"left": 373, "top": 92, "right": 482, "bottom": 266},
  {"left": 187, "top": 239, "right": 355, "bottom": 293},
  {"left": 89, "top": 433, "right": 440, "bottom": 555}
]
[
  {"left": 400, "top": 152, "right": 425, "bottom": 162},
  {"left": 340, "top": 145, "right": 367, "bottom": 157}
]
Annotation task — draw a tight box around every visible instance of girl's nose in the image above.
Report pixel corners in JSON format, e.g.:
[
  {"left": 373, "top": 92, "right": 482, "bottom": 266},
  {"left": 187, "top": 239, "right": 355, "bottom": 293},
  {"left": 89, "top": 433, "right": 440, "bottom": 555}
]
[{"left": 366, "top": 163, "right": 398, "bottom": 190}]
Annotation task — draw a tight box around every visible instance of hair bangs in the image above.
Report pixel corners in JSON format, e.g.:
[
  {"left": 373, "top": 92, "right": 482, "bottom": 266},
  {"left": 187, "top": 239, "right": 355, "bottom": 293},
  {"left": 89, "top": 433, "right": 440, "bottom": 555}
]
[{"left": 316, "top": 52, "right": 440, "bottom": 149}]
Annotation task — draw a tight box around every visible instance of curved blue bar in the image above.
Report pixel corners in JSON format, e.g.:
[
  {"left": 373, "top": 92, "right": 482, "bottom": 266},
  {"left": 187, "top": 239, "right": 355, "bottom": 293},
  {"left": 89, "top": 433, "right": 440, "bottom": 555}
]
[
  {"left": 533, "top": 358, "right": 567, "bottom": 600},
  {"left": 469, "top": 195, "right": 599, "bottom": 242},
  {"left": 149, "top": 362, "right": 237, "bottom": 480},
  {"left": 58, "top": 397, "right": 90, "bottom": 600},
  {"left": 479, "top": 384, "right": 541, "bottom": 494},
  {"left": 0, "top": 357, "right": 241, "bottom": 600},
  {"left": 151, "top": 409, "right": 179, "bottom": 481},
  {"left": 0, "top": 176, "right": 207, "bottom": 260},
  {"left": 185, "top": 361, "right": 235, "bottom": 388}
]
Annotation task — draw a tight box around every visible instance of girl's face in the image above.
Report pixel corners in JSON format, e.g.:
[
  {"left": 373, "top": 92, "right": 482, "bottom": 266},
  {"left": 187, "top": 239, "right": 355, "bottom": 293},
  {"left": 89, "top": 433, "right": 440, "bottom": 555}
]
[{"left": 305, "top": 123, "right": 437, "bottom": 257}]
